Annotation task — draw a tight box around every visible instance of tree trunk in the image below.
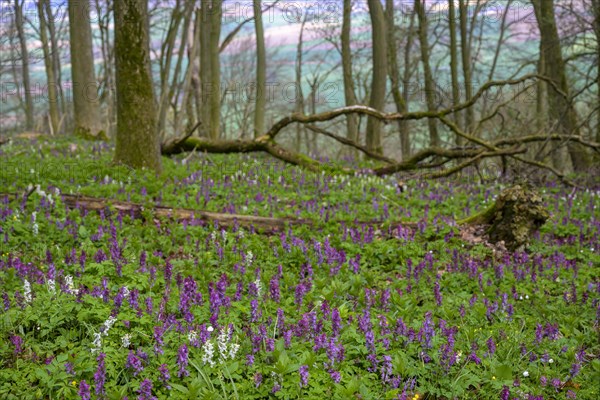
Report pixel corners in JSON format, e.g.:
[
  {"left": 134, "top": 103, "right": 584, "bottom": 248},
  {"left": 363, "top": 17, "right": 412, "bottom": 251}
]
[
  {"left": 14, "top": 0, "right": 34, "bottom": 130},
  {"left": 386, "top": 0, "right": 410, "bottom": 158},
  {"left": 448, "top": 0, "right": 463, "bottom": 146},
  {"left": 114, "top": 0, "right": 161, "bottom": 172},
  {"left": 43, "top": 0, "right": 66, "bottom": 120},
  {"left": 458, "top": 0, "right": 474, "bottom": 134},
  {"left": 342, "top": 0, "right": 359, "bottom": 155},
  {"left": 209, "top": 0, "right": 222, "bottom": 140},
  {"left": 200, "top": 1, "right": 211, "bottom": 136},
  {"left": 253, "top": 0, "right": 267, "bottom": 137},
  {"left": 366, "top": 0, "right": 387, "bottom": 155},
  {"left": 295, "top": 16, "right": 307, "bottom": 152},
  {"left": 414, "top": 0, "right": 439, "bottom": 147},
  {"left": 157, "top": 0, "right": 184, "bottom": 139},
  {"left": 592, "top": 0, "right": 600, "bottom": 144},
  {"left": 400, "top": 11, "right": 417, "bottom": 158},
  {"left": 533, "top": 0, "right": 590, "bottom": 172},
  {"left": 459, "top": 185, "right": 549, "bottom": 251},
  {"left": 68, "top": 0, "right": 104, "bottom": 139},
  {"left": 37, "top": 0, "right": 60, "bottom": 135}
]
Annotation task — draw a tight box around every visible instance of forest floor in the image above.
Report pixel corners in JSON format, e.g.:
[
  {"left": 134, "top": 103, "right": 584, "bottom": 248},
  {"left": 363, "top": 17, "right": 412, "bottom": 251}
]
[{"left": 0, "top": 137, "right": 598, "bottom": 399}]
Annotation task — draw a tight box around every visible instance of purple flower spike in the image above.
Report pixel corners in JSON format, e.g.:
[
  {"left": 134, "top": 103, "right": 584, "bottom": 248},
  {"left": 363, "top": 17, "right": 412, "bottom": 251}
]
[
  {"left": 177, "top": 344, "right": 189, "bottom": 378},
  {"left": 138, "top": 379, "right": 157, "bottom": 400},
  {"left": 78, "top": 380, "right": 91, "bottom": 400},
  {"left": 299, "top": 365, "right": 309, "bottom": 388}
]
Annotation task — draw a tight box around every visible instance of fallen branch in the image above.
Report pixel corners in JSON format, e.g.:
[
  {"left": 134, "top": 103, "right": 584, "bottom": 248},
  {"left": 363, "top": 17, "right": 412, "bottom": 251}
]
[{"left": 1, "top": 192, "right": 418, "bottom": 233}]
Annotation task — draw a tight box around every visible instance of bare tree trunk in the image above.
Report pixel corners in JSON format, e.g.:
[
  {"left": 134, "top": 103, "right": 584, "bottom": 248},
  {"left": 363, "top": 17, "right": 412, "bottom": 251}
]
[
  {"left": 366, "top": 0, "right": 387, "bottom": 155},
  {"left": 43, "top": 0, "right": 66, "bottom": 119},
  {"left": 179, "top": 8, "right": 202, "bottom": 136},
  {"left": 414, "top": 0, "right": 439, "bottom": 147},
  {"left": 386, "top": 0, "right": 410, "bottom": 157},
  {"left": 95, "top": 0, "right": 115, "bottom": 137},
  {"left": 458, "top": 0, "right": 474, "bottom": 133},
  {"left": 15, "top": 0, "right": 34, "bottom": 130},
  {"left": 401, "top": 11, "right": 417, "bottom": 158},
  {"left": 342, "top": 0, "right": 358, "bottom": 155},
  {"left": 114, "top": 0, "right": 161, "bottom": 172},
  {"left": 448, "top": 0, "right": 462, "bottom": 146},
  {"left": 37, "top": 0, "right": 60, "bottom": 135},
  {"left": 200, "top": 1, "right": 211, "bottom": 136},
  {"left": 592, "top": 0, "right": 600, "bottom": 144},
  {"left": 157, "top": 0, "right": 184, "bottom": 139},
  {"left": 68, "top": 0, "right": 104, "bottom": 139},
  {"left": 533, "top": 0, "right": 591, "bottom": 172},
  {"left": 209, "top": 0, "right": 222, "bottom": 139},
  {"left": 253, "top": 0, "right": 267, "bottom": 137},
  {"left": 295, "top": 16, "right": 307, "bottom": 152}
]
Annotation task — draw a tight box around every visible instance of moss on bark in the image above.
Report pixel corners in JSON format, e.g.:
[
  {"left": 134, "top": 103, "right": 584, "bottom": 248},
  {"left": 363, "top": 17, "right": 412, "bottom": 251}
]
[{"left": 459, "top": 185, "right": 550, "bottom": 250}]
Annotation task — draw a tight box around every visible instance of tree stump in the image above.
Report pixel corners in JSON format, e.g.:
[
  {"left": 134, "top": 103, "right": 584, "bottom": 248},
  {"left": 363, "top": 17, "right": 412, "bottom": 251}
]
[{"left": 459, "top": 185, "right": 550, "bottom": 250}]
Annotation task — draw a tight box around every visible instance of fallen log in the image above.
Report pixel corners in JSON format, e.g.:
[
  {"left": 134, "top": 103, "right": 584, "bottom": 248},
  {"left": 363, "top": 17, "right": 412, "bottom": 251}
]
[{"left": 2, "top": 192, "right": 418, "bottom": 233}]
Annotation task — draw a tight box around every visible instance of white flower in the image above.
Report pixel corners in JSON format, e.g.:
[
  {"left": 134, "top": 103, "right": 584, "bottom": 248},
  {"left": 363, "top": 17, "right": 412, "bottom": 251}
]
[
  {"left": 519, "top": 295, "right": 523, "bottom": 300},
  {"left": 103, "top": 316, "right": 117, "bottom": 334},
  {"left": 207, "top": 325, "right": 214, "bottom": 332},
  {"left": 31, "top": 212, "right": 37, "bottom": 222},
  {"left": 254, "top": 279, "right": 262, "bottom": 297},
  {"left": 122, "top": 286, "right": 130, "bottom": 298},
  {"left": 246, "top": 251, "right": 254, "bottom": 265},
  {"left": 23, "top": 279, "right": 32, "bottom": 303},
  {"left": 188, "top": 330, "right": 198, "bottom": 343},
  {"left": 65, "top": 275, "right": 78, "bottom": 295},
  {"left": 91, "top": 332, "right": 102, "bottom": 353},
  {"left": 217, "top": 328, "right": 229, "bottom": 361},
  {"left": 47, "top": 279, "right": 56, "bottom": 295},
  {"left": 229, "top": 343, "right": 240, "bottom": 360},
  {"left": 121, "top": 333, "right": 132, "bottom": 347},
  {"left": 32, "top": 223, "right": 39, "bottom": 236},
  {"left": 549, "top": 358, "right": 554, "bottom": 363},
  {"left": 202, "top": 340, "right": 216, "bottom": 367},
  {"left": 523, "top": 371, "right": 529, "bottom": 377},
  {"left": 525, "top": 295, "right": 529, "bottom": 300}
]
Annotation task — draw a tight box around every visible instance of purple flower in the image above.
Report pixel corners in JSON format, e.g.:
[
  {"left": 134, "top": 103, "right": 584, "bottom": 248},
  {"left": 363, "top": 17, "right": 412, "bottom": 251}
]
[
  {"left": 540, "top": 376, "right": 547, "bottom": 386},
  {"left": 486, "top": 337, "right": 496, "bottom": 357},
  {"left": 468, "top": 352, "right": 481, "bottom": 365},
  {"left": 569, "top": 363, "right": 581, "bottom": 377},
  {"left": 500, "top": 385, "right": 510, "bottom": 400},
  {"left": 254, "top": 373, "right": 263, "bottom": 388},
  {"left": 331, "top": 308, "right": 342, "bottom": 336},
  {"left": 329, "top": 369, "right": 341, "bottom": 383},
  {"left": 551, "top": 378, "right": 562, "bottom": 389},
  {"left": 250, "top": 299, "right": 261, "bottom": 322},
  {"left": 2, "top": 292, "right": 10, "bottom": 311},
  {"left": 65, "top": 362, "right": 75, "bottom": 375},
  {"left": 94, "top": 353, "right": 106, "bottom": 397},
  {"left": 125, "top": 350, "right": 144, "bottom": 376},
  {"left": 153, "top": 326, "right": 165, "bottom": 355},
  {"left": 299, "top": 365, "right": 309, "bottom": 388},
  {"left": 78, "top": 380, "right": 91, "bottom": 400},
  {"left": 138, "top": 379, "right": 156, "bottom": 400},
  {"left": 269, "top": 276, "right": 280, "bottom": 302},
  {"left": 177, "top": 344, "right": 189, "bottom": 378},
  {"left": 419, "top": 312, "right": 435, "bottom": 349},
  {"left": 158, "top": 363, "right": 171, "bottom": 389},
  {"left": 11, "top": 335, "right": 23, "bottom": 354},
  {"left": 434, "top": 280, "right": 443, "bottom": 306}
]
